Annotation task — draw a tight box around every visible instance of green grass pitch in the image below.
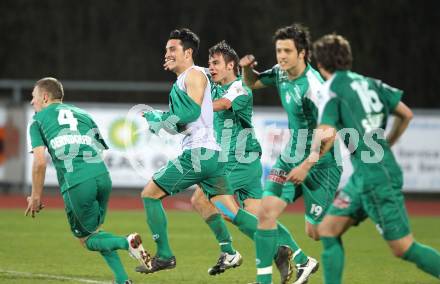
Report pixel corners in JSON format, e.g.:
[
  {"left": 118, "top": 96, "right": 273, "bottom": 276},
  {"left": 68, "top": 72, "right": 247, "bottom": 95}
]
[{"left": 0, "top": 209, "right": 439, "bottom": 283}]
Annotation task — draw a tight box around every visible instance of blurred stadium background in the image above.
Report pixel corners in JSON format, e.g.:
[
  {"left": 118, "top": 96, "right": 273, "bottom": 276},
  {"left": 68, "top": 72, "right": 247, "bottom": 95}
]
[{"left": 0, "top": 1, "right": 439, "bottom": 283}]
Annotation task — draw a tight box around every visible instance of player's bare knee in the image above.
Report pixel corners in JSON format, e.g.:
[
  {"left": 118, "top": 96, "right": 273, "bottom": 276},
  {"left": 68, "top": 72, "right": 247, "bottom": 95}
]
[
  {"left": 141, "top": 181, "right": 164, "bottom": 199},
  {"left": 306, "top": 227, "right": 320, "bottom": 241},
  {"left": 391, "top": 246, "right": 407, "bottom": 258},
  {"left": 257, "top": 206, "right": 276, "bottom": 226},
  {"left": 318, "top": 222, "right": 338, "bottom": 237},
  {"left": 243, "top": 198, "right": 261, "bottom": 216},
  {"left": 79, "top": 237, "right": 87, "bottom": 248},
  {"left": 190, "top": 193, "right": 201, "bottom": 209}
]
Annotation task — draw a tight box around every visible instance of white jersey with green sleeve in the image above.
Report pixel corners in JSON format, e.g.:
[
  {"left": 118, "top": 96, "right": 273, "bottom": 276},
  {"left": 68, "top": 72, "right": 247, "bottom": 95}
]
[{"left": 174, "top": 65, "right": 220, "bottom": 151}]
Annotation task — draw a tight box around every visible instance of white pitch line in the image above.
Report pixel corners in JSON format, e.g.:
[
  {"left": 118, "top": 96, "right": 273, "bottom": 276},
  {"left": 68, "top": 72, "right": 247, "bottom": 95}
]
[{"left": 0, "top": 269, "right": 112, "bottom": 284}]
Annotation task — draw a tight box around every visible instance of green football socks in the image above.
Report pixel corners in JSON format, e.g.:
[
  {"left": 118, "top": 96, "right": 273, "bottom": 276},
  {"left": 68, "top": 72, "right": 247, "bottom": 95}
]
[
  {"left": 255, "top": 229, "right": 278, "bottom": 284},
  {"left": 85, "top": 231, "right": 128, "bottom": 252},
  {"left": 143, "top": 197, "right": 174, "bottom": 259},
  {"left": 403, "top": 241, "right": 440, "bottom": 279},
  {"left": 206, "top": 213, "right": 236, "bottom": 255},
  {"left": 100, "top": 251, "right": 129, "bottom": 284},
  {"left": 232, "top": 208, "right": 308, "bottom": 264},
  {"left": 232, "top": 208, "right": 258, "bottom": 239},
  {"left": 85, "top": 232, "right": 129, "bottom": 284},
  {"left": 277, "top": 223, "right": 308, "bottom": 265},
  {"left": 321, "top": 236, "right": 344, "bottom": 284}
]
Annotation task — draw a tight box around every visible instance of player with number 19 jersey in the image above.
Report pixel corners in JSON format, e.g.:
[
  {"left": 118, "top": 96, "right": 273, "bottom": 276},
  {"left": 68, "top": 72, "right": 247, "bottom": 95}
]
[{"left": 29, "top": 103, "right": 109, "bottom": 193}]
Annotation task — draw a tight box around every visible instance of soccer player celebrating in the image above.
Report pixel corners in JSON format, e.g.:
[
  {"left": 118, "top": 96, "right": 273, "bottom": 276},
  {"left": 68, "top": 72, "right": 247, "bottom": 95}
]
[
  {"left": 140, "top": 29, "right": 305, "bottom": 279},
  {"left": 26, "top": 77, "right": 149, "bottom": 284},
  {"left": 140, "top": 28, "right": 243, "bottom": 274},
  {"left": 190, "top": 40, "right": 261, "bottom": 275},
  {"left": 241, "top": 23, "right": 341, "bottom": 284},
  {"left": 289, "top": 33, "right": 440, "bottom": 283}
]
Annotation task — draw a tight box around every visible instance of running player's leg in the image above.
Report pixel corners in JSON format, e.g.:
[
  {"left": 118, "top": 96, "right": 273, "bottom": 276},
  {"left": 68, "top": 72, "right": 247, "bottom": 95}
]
[
  {"left": 140, "top": 152, "right": 194, "bottom": 267},
  {"left": 192, "top": 186, "right": 245, "bottom": 276},
  {"left": 389, "top": 235, "right": 440, "bottom": 279},
  {"left": 139, "top": 149, "right": 225, "bottom": 274},
  {"left": 318, "top": 215, "right": 356, "bottom": 284},
  {"left": 141, "top": 180, "right": 173, "bottom": 262},
  {"left": 190, "top": 186, "right": 236, "bottom": 255},
  {"left": 318, "top": 175, "right": 367, "bottom": 284},
  {"left": 242, "top": 198, "right": 260, "bottom": 215},
  {"left": 368, "top": 174, "right": 440, "bottom": 279},
  {"left": 302, "top": 166, "right": 341, "bottom": 241},
  {"left": 63, "top": 176, "right": 132, "bottom": 284},
  {"left": 255, "top": 163, "right": 310, "bottom": 284},
  {"left": 232, "top": 158, "right": 263, "bottom": 216}
]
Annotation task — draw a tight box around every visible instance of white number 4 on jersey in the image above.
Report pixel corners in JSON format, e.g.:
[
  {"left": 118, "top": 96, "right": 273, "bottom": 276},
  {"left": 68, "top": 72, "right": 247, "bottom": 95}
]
[{"left": 58, "top": 109, "right": 78, "bottom": 131}]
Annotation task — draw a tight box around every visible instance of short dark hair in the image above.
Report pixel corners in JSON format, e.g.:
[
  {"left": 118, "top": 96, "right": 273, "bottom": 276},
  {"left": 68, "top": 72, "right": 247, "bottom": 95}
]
[
  {"left": 169, "top": 28, "right": 200, "bottom": 58},
  {"left": 208, "top": 40, "right": 240, "bottom": 76},
  {"left": 273, "top": 23, "right": 311, "bottom": 62},
  {"left": 35, "top": 77, "right": 64, "bottom": 100},
  {"left": 313, "top": 34, "right": 353, "bottom": 72}
]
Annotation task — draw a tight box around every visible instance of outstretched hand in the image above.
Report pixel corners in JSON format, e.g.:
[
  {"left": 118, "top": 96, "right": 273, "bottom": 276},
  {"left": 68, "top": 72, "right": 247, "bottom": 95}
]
[
  {"left": 239, "top": 54, "right": 258, "bottom": 68},
  {"left": 286, "top": 165, "right": 309, "bottom": 185},
  {"left": 25, "top": 196, "right": 44, "bottom": 218}
]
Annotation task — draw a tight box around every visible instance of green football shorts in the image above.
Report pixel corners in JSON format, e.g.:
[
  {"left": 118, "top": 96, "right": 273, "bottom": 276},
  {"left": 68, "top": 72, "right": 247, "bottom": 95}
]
[
  {"left": 226, "top": 156, "right": 263, "bottom": 207},
  {"left": 263, "top": 155, "right": 341, "bottom": 224},
  {"left": 327, "top": 167, "right": 410, "bottom": 241},
  {"left": 62, "top": 173, "right": 112, "bottom": 238},
  {"left": 153, "top": 148, "right": 231, "bottom": 199}
]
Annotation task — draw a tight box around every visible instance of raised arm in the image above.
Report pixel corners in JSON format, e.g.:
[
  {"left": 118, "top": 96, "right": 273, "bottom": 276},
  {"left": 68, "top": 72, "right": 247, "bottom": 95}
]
[
  {"left": 387, "top": 102, "right": 413, "bottom": 147},
  {"left": 239, "top": 55, "right": 267, "bottom": 90}
]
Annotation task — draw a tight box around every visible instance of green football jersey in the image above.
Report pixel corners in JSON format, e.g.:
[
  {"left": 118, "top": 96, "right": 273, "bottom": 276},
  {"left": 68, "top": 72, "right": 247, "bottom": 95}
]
[
  {"left": 29, "top": 103, "right": 109, "bottom": 193},
  {"left": 319, "top": 70, "right": 403, "bottom": 178},
  {"left": 259, "top": 64, "right": 336, "bottom": 168},
  {"left": 211, "top": 77, "right": 262, "bottom": 162}
]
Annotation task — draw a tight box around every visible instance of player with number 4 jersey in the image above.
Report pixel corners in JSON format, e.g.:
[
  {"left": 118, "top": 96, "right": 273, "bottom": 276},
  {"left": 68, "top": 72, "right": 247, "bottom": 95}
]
[{"left": 27, "top": 78, "right": 149, "bottom": 284}]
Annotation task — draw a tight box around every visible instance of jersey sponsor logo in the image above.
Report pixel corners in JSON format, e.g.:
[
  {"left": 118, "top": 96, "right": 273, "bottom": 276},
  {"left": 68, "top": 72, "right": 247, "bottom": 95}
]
[
  {"left": 268, "top": 168, "right": 287, "bottom": 184},
  {"left": 333, "top": 192, "right": 351, "bottom": 209},
  {"left": 49, "top": 134, "right": 93, "bottom": 149}
]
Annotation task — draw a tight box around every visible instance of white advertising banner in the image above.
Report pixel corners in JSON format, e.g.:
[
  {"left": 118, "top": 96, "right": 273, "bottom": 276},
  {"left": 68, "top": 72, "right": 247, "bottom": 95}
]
[
  {"left": 26, "top": 104, "right": 181, "bottom": 188},
  {"left": 25, "top": 104, "right": 440, "bottom": 192},
  {"left": 392, "top": 116, "right": 440, "bottom": 191}
]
